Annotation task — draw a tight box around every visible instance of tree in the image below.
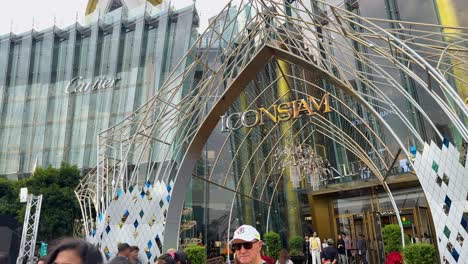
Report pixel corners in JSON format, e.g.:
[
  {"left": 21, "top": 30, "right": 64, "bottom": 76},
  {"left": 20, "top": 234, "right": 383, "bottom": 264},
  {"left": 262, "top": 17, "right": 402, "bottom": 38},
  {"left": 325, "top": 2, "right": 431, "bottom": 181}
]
[
  {"left": 403, "top": 244, "right": 435, "bottom": 264},
  {"left": 263, "top": 231, "right": 281, "bottom": 259},
  {"left": 0, "top": 162, "right": 82, "bottom": 242},
  {"left": 0, "top": 177, "right": 21, "bottom": 218},
  {"left": 382, "top": 224, "right": 403, "bottom": 254}
]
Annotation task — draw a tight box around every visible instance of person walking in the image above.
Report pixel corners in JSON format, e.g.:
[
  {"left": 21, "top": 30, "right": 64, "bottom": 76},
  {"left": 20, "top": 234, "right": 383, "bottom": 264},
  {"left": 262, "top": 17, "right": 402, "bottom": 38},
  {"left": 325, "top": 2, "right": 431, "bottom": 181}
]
[
  {"left": 304, "top": 235, "right": 312, "bottom": 264},
  {"left": 356, "top": 234, "right": 367, "bottom": 264},
  {"left": 337, "top": 234, "right": 346, "bottom": 264},
  {"left": 321, "top": 239, "right": 338, "bottom": 264},
  {"left": 308, "top": 232, "right": 321, "bottom": 264},
  {"left": 343, "top": 233, "right": 353, "bottom": 264},
  {"left": 230, "top": 225, "right": 264, "bottom": 264}
]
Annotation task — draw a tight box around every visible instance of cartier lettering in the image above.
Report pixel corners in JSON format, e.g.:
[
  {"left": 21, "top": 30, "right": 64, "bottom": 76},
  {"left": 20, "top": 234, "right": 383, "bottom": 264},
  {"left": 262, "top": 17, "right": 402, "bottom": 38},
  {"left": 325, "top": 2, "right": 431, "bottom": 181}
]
[{"left": 65, "top": 76, "right": 120, "bottom": 94}]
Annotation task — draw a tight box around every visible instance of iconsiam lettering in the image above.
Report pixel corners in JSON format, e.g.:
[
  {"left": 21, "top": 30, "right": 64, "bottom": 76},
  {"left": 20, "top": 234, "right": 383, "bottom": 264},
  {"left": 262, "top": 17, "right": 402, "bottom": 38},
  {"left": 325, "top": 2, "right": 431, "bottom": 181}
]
[
  {"left": 220, "top": 94, "right": 332, "bottom": 132},
  {"left": 65, "top": 76, "right": 120, "bottom": 94}
]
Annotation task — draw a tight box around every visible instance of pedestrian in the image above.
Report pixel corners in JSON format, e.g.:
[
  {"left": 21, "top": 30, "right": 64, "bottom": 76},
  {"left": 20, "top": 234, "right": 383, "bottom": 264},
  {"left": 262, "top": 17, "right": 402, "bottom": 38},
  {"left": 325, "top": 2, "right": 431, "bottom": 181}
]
[
  {"left": 109, "top": 243, "right": 132, "bottom": 264},
  {"left": 230, "top": 225, "right": 264, "bottom": 264},
  {"left": 155, "top": 254, "right": 176, "bottom": 264},
  {"left": 308, "top": 232, "right": 321, "bottom": 264},
  {"left": 46, "top": 238, "right": 103, "bottom": 264},
  {"left": 129, "top": 246, "right": 141, "bottom": 264},
  {"left": 320, "top": 239, "right": 338, "bottom": 264},
  {"left": 322, "top": 239, "right": 329, "bottom": 249},
  {"left": 175, "top": 251, "right": 190, "bottom": 264},
  {"left": 304, "top": 235, "right": 312, "bottom": 264},
  {"left": 343, "top": 233, "right": 353, "bottom": 264},
  {"left": 356, "top": 234, "right": 367, "bottom": 264},
  {"left": 275, "top": 249, "right": 293, "bottom": 264},
  {"left": 337, "top": 234, "right": 346, "bottom": 264}
]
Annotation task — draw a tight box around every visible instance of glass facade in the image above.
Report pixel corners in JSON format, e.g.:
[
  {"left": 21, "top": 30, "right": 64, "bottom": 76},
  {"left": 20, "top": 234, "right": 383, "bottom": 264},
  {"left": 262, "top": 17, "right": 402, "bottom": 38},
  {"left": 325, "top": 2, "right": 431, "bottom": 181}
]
[
  {"left": 174, "top": 0, "right": 466, "bottom": 260},
  {"left": 0, "top": 4, "right": 198, "bottom": 176}
]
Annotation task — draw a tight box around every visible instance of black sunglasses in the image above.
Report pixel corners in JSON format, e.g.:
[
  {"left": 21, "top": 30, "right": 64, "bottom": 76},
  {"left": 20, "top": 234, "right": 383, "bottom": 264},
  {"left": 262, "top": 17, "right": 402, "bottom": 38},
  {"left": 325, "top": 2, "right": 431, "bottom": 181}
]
[{"left": 232, "top": 241, "right": 257, "bottom": 251}]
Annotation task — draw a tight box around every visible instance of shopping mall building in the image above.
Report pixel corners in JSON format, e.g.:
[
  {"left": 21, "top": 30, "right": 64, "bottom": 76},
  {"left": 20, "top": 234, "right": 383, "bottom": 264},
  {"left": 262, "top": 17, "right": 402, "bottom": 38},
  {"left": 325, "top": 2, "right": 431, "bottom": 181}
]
[{"left": 1, "top": 0, "right": 468, "bottom": 263}]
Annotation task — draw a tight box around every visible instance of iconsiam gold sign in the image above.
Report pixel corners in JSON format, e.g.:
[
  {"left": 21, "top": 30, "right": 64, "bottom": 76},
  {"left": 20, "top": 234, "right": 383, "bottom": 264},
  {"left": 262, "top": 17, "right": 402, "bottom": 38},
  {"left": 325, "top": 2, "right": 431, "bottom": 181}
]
[{"left": 221, "top": 94, "right": 332, "bottom": 132}]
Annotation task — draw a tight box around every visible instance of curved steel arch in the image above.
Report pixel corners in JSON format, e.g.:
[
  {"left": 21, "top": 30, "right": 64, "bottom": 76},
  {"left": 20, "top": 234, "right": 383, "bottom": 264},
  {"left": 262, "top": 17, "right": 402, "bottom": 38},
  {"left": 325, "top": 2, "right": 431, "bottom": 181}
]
[
  {"left": 163, "top": 42, "right": 419, "bottom": 248},
  {"left": 76, "top": 0, "right": 468, "bottom": 262}
]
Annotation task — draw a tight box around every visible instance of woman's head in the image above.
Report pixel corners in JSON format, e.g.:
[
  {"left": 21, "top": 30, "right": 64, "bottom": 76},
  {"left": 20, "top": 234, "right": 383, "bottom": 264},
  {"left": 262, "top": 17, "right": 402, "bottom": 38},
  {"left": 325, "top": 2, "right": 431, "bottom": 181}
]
[
  {"left": 47, "top": 238, "right": 103, "bottom": 264},
  {"left": 313, "top": 232, "right": 317, "bottom": 237}
]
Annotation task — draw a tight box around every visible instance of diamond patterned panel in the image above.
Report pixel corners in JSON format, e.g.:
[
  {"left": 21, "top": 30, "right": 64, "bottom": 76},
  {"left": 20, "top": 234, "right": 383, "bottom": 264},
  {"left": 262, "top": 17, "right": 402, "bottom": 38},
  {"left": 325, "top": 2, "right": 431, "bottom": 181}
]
[
  {"left": 413, "top": 141, "right": 468, "bottom": 263},
  {"left": 87, "top": 179, "right": 174, "bottom": 263}
]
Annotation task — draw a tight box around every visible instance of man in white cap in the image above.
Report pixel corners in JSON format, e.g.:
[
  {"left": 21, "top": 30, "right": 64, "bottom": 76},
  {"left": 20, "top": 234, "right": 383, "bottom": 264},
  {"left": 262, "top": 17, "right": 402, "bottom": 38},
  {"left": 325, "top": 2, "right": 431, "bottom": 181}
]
[{"left": 230, "top": 225, "right": 265, "bottom": 264}]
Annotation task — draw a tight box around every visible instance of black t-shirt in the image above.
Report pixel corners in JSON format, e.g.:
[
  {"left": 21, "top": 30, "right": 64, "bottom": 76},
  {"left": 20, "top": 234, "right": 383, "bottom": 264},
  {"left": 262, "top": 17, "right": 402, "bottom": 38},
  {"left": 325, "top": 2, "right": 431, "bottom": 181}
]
[
  {"left": 321, "top": 247, "right": 339, "bottom": 261},
  {"left": 337, "top": 239, "right": 346, "bottom": 254}
]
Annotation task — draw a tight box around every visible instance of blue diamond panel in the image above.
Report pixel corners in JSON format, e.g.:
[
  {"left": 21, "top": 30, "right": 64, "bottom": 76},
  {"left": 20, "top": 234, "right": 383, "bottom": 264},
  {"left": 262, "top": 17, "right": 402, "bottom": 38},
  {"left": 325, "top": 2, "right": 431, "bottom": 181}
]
[
  {"left": 445, "top": 195, "right": 452, "bottom": 208},
  {"left": 452, "top": 248, "right": 459, "bottom": 262}
]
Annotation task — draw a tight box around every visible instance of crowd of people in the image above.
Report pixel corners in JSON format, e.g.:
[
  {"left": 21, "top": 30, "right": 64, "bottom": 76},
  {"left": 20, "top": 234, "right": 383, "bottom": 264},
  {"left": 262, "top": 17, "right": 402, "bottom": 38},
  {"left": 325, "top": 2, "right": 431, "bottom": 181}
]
[
  {"left": 32, "top": 238, "right": 190, "bottom": 264},
  {"left": 228, "top": 225, "right": 369, "bottom": 264},
  {"left": 29, "top": 225, "right": 371, "bottom": 264}
]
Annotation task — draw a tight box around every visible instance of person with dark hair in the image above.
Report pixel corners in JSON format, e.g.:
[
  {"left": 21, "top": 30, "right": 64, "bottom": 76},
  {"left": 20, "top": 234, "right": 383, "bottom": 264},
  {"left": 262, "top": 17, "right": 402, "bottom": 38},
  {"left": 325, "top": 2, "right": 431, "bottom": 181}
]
[
  {"left": 275, "top": 249, "right": 293, "bottom": 264},
  {"left": 155, "top": 254, "right": 176, "bottom": 264},
  {"left": 320, "top": 239, "right": 338, "bottom": 264},
  {"left": 337, "top": 234, "right": 346, "bottom": 264},
  {"left": 46, "top": 238, "right": 103, "bottom": 264},
  {"left": 356, "top": 234, "right": 367, "bottom": 264},
  {"left": 109, "top": 243, "right": 132, "bottom": 264},
  {"left": 174, "top": 251, "right": 190, "bottom": 264},
  {"left": 129, "top": 246, "right": 141, "bottom": 264}
]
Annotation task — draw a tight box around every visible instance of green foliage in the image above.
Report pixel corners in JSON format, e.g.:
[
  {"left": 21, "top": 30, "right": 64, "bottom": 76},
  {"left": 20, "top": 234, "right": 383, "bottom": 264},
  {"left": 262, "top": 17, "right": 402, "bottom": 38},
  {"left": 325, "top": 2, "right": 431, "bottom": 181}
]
[
  {"left": 288, "top": 236, "right": 304, "bottom": 256},
  {"left": 403, "top": 243, "right": 436, "bottom": 264},
  {"left": 382, "top": 224, "right": 403, "bottom": 254},
  {"left": 0, "top": 177, "right": 22, "bottom": 218},
  {"left": 263, "top": 231, "right": 281, "bottom": 259},
  {"left": 0, "top": 162, "right": 82, "bottom": 242},
  {"left": 185, "top": 244, "right": 206, "bottom": 264}
]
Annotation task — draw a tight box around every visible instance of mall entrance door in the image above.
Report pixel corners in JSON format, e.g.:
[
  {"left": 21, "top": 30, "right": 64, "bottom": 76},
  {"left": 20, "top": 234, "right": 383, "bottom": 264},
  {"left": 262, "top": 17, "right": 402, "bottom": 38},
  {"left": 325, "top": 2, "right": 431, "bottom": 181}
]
[{"left": 336, "top": 211, "right": 383, "bottom": 264}]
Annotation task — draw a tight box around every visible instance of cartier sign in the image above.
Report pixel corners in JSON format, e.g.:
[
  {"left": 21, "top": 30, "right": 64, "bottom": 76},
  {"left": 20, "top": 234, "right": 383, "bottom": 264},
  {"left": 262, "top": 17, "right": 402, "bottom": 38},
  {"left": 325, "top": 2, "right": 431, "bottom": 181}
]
[
  {"left": 65, "top": 76, "right": 120, "bottom": 94},
  {"left": 221, "top": 94, "right": 332, "bottom": 132}
]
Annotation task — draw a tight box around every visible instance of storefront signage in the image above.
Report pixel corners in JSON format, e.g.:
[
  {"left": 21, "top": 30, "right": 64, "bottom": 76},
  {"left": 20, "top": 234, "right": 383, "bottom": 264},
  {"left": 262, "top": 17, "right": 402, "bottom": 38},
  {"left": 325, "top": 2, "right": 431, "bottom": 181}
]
[
  {"left": 220, "top": 94, "right": 332, "bottom": 132},
  {"left": 351, "top": 110, "right": 393, "bottom": 126},
  {"left": 65, "top": 76, "right": 120, "bottom": 94},
  {"left": 379, "top": 210, "right": 402, "bottom": 216}
]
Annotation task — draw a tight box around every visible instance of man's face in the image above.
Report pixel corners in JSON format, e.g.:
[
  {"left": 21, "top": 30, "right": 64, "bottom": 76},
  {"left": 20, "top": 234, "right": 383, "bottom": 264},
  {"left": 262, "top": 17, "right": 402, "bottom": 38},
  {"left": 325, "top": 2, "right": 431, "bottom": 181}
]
[
  {"left": 123, "top": 248, "right": 131, "bottom": 257},
  {"left": 232, "top": 240, "right": 262, "bottom": 264},
  {"left": 129, "top": 250, "right": 139, "bottom": 260}
]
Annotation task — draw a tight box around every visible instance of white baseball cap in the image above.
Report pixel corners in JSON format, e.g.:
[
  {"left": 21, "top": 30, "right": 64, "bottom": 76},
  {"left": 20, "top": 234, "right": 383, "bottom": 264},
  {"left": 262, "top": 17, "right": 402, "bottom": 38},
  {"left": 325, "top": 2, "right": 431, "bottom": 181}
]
[{"left": 230, "top": 225, "right": 261, "bottom": 244}]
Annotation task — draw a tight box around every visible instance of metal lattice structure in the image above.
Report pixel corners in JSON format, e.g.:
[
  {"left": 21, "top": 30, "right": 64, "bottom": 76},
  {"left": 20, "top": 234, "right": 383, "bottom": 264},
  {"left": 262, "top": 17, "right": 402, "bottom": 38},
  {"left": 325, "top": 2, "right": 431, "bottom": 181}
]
[
  {"left": 76, "top": 0, "right": 468, "bottom": 262},
  {"left": 17, "top": 194, "right": 43, "bottom": 264}
]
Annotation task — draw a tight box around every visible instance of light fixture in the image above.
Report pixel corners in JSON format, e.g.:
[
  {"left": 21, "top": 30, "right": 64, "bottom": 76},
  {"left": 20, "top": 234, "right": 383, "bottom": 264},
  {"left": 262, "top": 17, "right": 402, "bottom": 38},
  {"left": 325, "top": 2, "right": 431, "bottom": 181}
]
[{"left": 275, "top": 143, "right": 326, "bottom": 190}]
